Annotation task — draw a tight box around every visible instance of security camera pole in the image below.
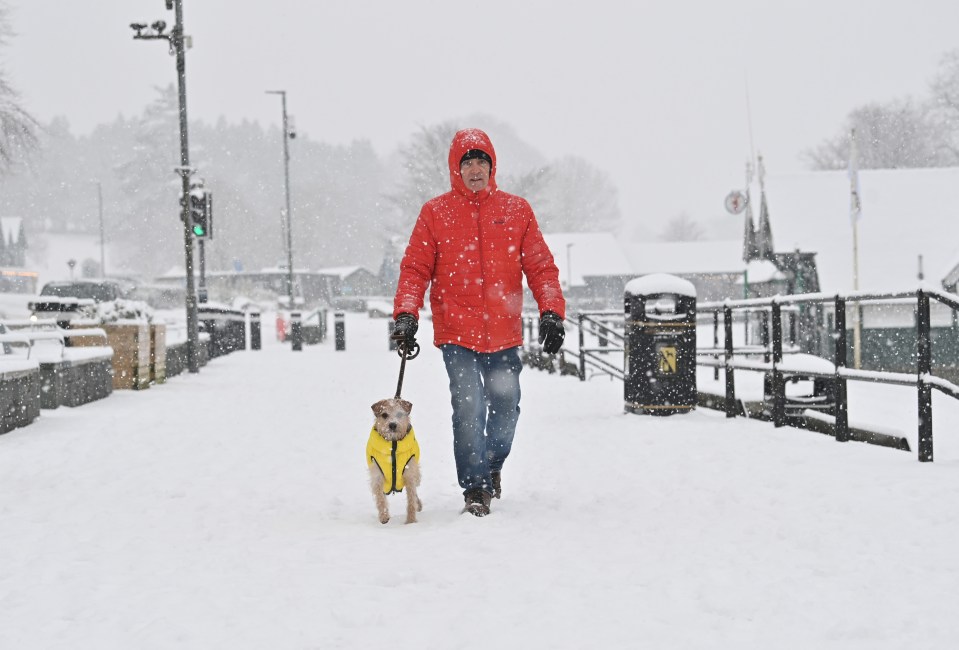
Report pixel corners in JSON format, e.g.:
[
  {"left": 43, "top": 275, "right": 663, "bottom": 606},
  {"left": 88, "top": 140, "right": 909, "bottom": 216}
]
[
  {"left": 131, "top": 0, "right": 200, "bottom": 373},
  {"left": 266, "top": 90, "right": 296, "bottom": 342}
]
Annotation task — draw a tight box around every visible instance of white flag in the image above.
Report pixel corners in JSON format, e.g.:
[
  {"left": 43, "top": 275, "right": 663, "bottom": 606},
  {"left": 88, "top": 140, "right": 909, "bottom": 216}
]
[{"left": 848, "top": 129, "right": 862, "bottom": 223}]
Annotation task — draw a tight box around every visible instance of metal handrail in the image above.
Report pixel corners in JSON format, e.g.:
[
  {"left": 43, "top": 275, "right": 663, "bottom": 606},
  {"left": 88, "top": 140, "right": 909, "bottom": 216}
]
[
  {"left": 574, "top": 312, "right": 625, "bottom": 380},
  {"left": 699, "top": 288, "right": 959, "bottom": 462}
]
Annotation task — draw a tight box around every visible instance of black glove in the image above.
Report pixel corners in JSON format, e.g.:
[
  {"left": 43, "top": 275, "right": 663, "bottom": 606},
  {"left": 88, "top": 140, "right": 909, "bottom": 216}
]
[
  {"left": 392, "top": 313, "right": 418, "bottom": 348},
  {"left": 538, "top": 310, "right": 565, "bottom": 354}
]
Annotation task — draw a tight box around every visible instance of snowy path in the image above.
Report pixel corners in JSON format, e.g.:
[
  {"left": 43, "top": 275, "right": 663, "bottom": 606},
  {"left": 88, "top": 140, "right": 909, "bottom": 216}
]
[{"left": 2, "top": 313, "right": 959, "bottom": 649}]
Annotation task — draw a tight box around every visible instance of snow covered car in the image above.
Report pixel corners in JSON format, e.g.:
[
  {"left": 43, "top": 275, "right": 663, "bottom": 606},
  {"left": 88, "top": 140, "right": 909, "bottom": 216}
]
[
  {"left": 30, "top": 280, "right": 129, "bottom": 326},
  {"left": 39, "top": 280, "right": 127, "bottom": 303}
]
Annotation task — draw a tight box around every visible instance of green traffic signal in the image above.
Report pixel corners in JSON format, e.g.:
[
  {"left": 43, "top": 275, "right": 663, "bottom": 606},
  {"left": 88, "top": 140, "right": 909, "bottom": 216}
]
[{"left": 188, "top": 190, "right": 209, "bottom": 238}]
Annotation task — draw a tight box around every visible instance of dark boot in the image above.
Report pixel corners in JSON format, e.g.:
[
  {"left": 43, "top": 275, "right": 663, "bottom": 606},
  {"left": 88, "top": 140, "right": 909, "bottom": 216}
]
[
  {"left": 491, "top": 471, "right": 502, "bottom": 499},
  {"left": 463, "top": 488, "right": 491, "bottom": 517}
]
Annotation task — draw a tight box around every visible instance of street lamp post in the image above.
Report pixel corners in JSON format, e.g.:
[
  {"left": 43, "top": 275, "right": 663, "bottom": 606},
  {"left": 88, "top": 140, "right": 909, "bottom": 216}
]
[
  {"left": 130, "top": 0, "right": 200, "bottom": 373},
  {"left": 94, "top": 181, "right": 105, "bottom": 277},
  {"left": 266, "top": 90, "right": 297, "bottom": 341},
  {"left": 566, "top": 242, "right": 574, "bottom": 292}
]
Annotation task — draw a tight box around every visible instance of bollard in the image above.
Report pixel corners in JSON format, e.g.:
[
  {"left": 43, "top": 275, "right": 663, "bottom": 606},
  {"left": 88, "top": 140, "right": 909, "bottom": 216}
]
[
  {"left": 335, "top": 312, "right": 346, "bottom": 351},
  {"left": 290, "top": 311, "right": 303, "bottom": 352},
  {"left": 388, "top": 319, "right": 398, "bottom": 351},
  {"left": 249, "top": 311, "right": 261, "bottom": 350}
]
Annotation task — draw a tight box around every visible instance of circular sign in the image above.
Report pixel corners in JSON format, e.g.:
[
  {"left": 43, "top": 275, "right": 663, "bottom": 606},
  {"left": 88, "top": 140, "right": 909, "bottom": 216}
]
[{"left": 724, "top": 190, "right": 748, "bottom": 215}]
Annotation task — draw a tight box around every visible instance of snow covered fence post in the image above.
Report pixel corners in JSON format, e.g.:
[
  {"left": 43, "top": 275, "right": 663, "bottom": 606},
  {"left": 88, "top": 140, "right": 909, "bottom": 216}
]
[
  {"left": 578, "top": 313, "right": 586, "bottom": 381},
  {"left": 917, "top": 289, "right": 933, "bottom": 462},
  {"left": 771, "top": 300, "right": 786, "bottom": 427},
  {"left": 712, "top": 311, "right": 720, "bottom": 381},
  {"left": 290, "top": 311, "right": 303, "bottom": 352},
  {"left": 723, "top": 304, "right": 736, "bottom": 418},
  {"left": 761, "top": 310, "right": 770, "bottom": 363},
  {"left": 833, "top": 296, "right": 849, "bottom": 442},
  {"left": 387, "top": 319, "right": 398, "bottom": 352},
  {"left": 334, "top": 312, "right": 346, "bottom": 351},
  {"left": 249, "top": 311, "right": 261, "bottom": 351}
]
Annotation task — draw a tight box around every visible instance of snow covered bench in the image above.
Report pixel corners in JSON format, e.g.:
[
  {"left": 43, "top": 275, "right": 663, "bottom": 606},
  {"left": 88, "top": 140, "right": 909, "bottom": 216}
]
[
  {"left": 0, "top": 326, "right": 114, "bottom": 409},
  {"left": 0, "top": 357, "right": 40, "bottom": 434}
]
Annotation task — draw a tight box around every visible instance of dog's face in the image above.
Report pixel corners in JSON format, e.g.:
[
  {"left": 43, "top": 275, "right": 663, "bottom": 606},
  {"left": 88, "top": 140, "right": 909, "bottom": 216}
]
[{"left": 371, "top": 398, "right": 413, "bottom": 441}]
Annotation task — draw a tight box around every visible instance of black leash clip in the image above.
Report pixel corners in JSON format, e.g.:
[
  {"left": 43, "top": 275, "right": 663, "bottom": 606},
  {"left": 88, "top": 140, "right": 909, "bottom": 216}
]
[{"left": 396, "top": 340, "right": 420, "bottom": 360}]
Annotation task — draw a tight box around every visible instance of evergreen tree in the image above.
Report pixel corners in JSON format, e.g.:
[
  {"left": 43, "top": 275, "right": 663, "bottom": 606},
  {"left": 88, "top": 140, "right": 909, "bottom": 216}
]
[{"left": 113, "top": 84, "right": 182, "bottom": 275}]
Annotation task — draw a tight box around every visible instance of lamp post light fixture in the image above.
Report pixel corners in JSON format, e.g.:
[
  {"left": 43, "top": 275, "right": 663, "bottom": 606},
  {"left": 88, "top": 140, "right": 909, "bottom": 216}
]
[
  {"left": 266, "top": 89, "right": 297, "bottom": 338},
  {"left": 130, "top": 0, "right": 200, "bottom": 373}
]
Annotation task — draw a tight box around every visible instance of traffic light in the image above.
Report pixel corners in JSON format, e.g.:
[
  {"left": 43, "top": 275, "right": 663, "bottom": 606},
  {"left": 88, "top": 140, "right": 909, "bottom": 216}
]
[{"left": 189, "top": 189, "right": 208, "bottom": 238}]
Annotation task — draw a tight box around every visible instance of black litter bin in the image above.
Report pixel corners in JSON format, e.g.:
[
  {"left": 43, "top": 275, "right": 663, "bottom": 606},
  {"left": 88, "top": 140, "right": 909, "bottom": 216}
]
[{"left": 624, "top": 274, "right": 697, "bottom": 415}]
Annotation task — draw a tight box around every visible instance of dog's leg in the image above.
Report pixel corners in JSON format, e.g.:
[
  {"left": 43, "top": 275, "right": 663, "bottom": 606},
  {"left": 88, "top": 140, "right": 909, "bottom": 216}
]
[
  {"left": 403, "top": 459, "right": 422, "bottom": 524},
  {"left": 369, "top": 466, "right": 389, "bottom": 524}
]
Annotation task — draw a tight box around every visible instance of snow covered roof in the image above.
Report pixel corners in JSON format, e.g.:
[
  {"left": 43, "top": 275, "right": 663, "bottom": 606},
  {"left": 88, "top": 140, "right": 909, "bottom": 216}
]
[
  {"left": 761, "top": 167, "right": 959, "bottom": 293},
  {"left": 541, "top": 233, "right": 633, "bottom": 287},
  {"left": 623, "top": 240, "right": 744, "bottom": 275},
  {"left": 314, "top": 266, "right": 375, "bottom": 279},
  {"left": 742, "top": 259, "right": 785, "bottom": 284}
]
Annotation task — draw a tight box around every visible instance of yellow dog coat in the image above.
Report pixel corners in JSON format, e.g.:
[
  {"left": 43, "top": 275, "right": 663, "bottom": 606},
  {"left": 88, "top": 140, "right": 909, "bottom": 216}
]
[{"left": 366, "top": 427, "right": 420, "bottom": 494}]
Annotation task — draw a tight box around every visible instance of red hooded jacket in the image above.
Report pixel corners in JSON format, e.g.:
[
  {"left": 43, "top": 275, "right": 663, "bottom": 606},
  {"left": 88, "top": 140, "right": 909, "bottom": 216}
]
[{"left": 393, "top": 128, "right": 566, "bottom": 353}]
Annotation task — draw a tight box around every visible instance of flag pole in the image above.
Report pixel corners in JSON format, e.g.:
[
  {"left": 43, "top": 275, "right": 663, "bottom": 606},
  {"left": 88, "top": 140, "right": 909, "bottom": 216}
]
[
  {"left": 852, "top": 212, "right": 861, "bottom": 369},
  {"left": 849, "top": 128, "right": 862, "bottom": 370}
]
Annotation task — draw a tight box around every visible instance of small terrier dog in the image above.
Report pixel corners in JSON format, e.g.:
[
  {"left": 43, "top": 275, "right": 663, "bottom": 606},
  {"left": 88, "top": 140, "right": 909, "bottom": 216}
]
[{"left": 367, "top": 398, "right": 422, "bottom": 524}]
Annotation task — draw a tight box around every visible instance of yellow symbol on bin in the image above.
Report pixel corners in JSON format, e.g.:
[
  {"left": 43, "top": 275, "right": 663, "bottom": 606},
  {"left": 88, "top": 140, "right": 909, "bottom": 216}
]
[{"left": 658, "top": 346, "right": 677, "bottom": 374}]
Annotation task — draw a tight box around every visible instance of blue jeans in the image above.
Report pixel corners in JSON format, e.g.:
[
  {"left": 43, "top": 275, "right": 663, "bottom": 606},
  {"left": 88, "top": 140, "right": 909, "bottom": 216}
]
[{"left": 441, "top": 345, "right": 522, "bottom": 495}]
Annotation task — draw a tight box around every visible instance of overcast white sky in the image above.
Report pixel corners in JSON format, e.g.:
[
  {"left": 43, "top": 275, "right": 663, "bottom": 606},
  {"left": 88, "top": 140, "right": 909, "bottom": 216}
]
[{"left": 7, "top": 0, "right": 959, "bottom": 233}]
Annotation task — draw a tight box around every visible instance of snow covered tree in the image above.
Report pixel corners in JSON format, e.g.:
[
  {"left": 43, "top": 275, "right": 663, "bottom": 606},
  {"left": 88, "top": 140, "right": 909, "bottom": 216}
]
[
  {"left": 931, "top": 47, "right": 959, "bottom": 161},
  {"left": 388, "top": 122, "right": 620, "bottom": 234},
  {"left": 531, "top": 156, "right": 621, "bottom": 233},
  {"left": 660, "top": 212, "right": 704, "bottom": 242},
  {"left": 113, "top": 84, "right": 183, "bottom": 275},
  {"left": 386, "top": 121, "right": 459, "bottom": 219},
  {"left": 802, "top": 98, "right": 950, "bottom": 170},
  {"left": 0, "top": 2, "right": 37, "bottom": 172}
]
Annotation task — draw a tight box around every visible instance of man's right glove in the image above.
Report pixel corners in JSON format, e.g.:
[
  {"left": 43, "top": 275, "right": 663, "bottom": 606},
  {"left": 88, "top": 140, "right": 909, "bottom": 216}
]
[
  {"left": 538, "top": 310, "right": 565, "bottom": 354},
  {"left": 391, "top": 313, "right": 418, "bottom": 349}
]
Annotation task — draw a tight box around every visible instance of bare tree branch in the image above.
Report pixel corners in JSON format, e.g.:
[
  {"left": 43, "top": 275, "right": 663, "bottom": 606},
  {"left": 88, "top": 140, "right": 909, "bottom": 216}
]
[{"left": 0, "top": 2, "right": 38, "bottom": 172}]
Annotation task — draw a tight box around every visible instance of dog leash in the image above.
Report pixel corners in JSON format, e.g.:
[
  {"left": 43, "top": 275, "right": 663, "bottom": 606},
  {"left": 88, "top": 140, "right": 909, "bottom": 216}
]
[{"left": 394, "top": 340, "right": 420, "bottom": 399}]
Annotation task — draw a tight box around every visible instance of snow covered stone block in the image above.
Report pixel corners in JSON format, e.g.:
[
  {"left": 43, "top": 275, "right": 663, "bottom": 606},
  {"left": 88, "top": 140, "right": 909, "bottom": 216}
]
[
  {"left": 71, "top": 323, "right": 151, "bottom": 390},
  {"left": 0, "top": 363, "right": 40, "bottom": 433},
  {"left": 150, "top": 324, "right": 167, "bottom": 384}
]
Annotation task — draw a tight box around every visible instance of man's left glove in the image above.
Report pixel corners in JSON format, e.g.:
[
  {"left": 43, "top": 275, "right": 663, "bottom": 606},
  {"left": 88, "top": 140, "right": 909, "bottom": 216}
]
[
  {"left": 538, "top": 310, "right": 565, "bottom": 354},
  {"left": 391, "top": 313, "right": 418, "bottom": 349}
]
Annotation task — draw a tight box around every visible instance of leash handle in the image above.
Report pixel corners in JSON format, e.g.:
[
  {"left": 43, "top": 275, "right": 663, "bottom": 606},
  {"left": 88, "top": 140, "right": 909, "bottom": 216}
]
[{"left": 394, "top": 340, "right": 420, "bottom": 398}]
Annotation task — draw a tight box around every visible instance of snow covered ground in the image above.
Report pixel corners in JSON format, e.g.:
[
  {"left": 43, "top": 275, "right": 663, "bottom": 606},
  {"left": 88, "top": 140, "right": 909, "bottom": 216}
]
[{"left": 3, "top": 313, "right": 959, "bottom": 649}]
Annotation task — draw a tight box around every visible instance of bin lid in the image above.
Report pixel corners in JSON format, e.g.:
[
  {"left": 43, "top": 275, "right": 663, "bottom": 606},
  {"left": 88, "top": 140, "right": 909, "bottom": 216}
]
[{"left": 625, "top": 273, "right": 696, "bottom": 298}]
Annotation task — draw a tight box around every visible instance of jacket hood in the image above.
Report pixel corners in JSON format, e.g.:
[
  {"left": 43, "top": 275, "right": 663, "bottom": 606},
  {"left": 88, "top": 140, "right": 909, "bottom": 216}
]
[{"left": 448, "top": 128, "right": 497, "bottom": 199}]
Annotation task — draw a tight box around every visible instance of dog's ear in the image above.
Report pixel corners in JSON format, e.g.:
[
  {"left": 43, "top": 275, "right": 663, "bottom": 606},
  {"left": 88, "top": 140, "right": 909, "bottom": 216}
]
[
  {"left": 399, "top": 399, "right": 412, "bottom": 414},
  {"left": 371, "top": 399, "right": 386, "bottom": 415}
]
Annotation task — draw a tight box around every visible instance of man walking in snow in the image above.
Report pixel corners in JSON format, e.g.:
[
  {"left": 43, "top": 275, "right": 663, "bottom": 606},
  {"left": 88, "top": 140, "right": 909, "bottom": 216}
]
[{"left": 391, "top": 128, "right": 566, "bottom": 517}]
